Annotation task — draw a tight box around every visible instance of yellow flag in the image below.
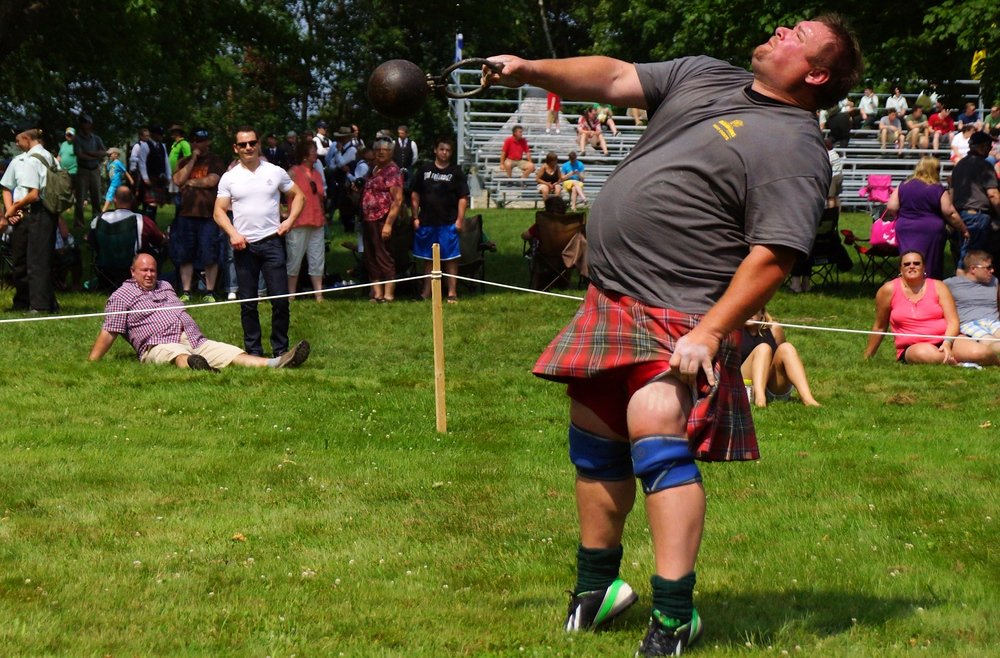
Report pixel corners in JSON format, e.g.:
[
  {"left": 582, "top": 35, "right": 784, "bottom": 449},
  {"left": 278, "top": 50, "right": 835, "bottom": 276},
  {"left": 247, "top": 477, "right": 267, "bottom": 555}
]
[{"left": 971, "top": 49, "right": 986, "bottom": 79}]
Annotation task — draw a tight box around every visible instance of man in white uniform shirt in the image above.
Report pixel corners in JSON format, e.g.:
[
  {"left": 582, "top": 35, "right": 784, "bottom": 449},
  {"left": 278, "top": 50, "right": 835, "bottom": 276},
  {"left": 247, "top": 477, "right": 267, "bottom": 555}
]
[
  {"left": 1, "top": 119, "right": 60, "bottom": 312},
  {"left": 214, "top": 126, "right": 306, "bottom": 357}
]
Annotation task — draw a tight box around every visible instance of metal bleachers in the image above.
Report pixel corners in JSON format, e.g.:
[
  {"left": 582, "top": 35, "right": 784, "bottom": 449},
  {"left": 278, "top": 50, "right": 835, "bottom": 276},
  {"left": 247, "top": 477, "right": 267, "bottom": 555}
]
[{"left": 445, "top": 68, "right": 980, "bottom": 209}]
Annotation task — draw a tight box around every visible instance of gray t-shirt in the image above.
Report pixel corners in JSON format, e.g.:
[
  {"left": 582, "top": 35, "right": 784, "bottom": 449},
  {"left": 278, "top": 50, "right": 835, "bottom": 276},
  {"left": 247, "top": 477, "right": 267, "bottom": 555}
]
[
  {"left": 950, "top": 154, "right": 997, "bottom": 213},
  {"left": 943, "top": 275, "right": 999, "bottom": 324},
  {"left": 74, "top": 132, "right": 106, "bottom": 170},
  {"left": 586, "top": 56, "right": 828, "bottom": 313}
]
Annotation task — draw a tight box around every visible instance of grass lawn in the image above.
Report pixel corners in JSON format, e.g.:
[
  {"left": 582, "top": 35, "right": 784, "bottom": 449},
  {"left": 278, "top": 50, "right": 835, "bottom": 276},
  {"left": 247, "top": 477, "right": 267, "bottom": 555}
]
[{"left": 0, "top": 209, "right": 996, "bottom": 656}]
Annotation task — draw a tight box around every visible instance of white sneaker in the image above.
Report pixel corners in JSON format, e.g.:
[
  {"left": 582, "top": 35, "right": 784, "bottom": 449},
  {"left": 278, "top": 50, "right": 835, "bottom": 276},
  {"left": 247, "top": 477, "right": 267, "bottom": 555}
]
[{"left": 227, "top": 292, "right": 237, "bottom": 300}]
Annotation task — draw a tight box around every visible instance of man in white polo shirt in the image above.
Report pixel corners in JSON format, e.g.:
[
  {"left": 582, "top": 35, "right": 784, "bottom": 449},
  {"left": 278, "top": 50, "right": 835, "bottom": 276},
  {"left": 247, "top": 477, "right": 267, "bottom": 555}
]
[{"left": 214, "top": 126, "right": 305, "bottom": 357}]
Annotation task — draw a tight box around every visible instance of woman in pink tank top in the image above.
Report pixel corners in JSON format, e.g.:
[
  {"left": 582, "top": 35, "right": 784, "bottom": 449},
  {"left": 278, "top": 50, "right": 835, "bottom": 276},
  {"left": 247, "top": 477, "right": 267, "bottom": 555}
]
[{"left": 863, "top": 250, "right": 999, "bottom": 365}]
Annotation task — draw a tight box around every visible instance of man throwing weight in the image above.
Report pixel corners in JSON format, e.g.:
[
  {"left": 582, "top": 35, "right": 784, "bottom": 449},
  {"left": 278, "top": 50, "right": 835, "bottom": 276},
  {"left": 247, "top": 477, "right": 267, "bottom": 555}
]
[{"left": 486, "top": 15, "right": 861, "bottom": 656}]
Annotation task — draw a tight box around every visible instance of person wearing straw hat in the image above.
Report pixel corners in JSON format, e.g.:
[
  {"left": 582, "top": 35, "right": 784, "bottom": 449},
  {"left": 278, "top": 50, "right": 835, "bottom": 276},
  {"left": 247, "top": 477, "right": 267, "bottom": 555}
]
[{"left": 1, "top": 119, "right": 60, "bottom": 312}]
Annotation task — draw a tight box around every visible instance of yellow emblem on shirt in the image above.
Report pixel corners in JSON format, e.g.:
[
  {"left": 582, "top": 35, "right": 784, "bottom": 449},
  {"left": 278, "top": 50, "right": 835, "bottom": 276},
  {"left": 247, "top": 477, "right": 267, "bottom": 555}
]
[{"left": 712, "top": 119, "right": 744, "bottom": 141}]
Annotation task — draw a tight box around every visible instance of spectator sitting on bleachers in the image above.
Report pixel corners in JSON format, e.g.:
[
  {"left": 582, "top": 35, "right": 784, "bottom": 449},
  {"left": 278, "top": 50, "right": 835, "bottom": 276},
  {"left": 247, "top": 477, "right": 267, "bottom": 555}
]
[
  {"left": 915, "top": 83, "right": 939, "bottom": 113},
  {"left": 536, "top": 151, "right": 562, "bottom": 202},
  {"left": 944, "top": 250, "right": 1000, "bottom": 359},
  {"left": 859, "top": 85, "right": 879, "bottom": 128},
  {"left": 594, "top": 104, "right": 620, "bottom": 137},
  {"left": 879, "top": 109, "right": 905, "bottom": 151},
  {"left": 627, "top": 107, "right": 647, "bottom": 126},
  {"left": 576, "top": 106, "right": 608, "bottom": 157},
  {"left": 885, "top": 85, "right": 908, "bottom": 116},
  {"left": 500, "top": 124, "right": 535, "bottom": 178},
  {"left": 928, "top": 105, "right": 954, "bottom": 150},
  {"left": 826, "top": 100, "right": 856, "bottom": 148},
  {"left": 559, "top": 151, "right": 587, "bottom": 211},
  {"left": 905, "top": 106, "right": 930, "bottom": 149},
  {"left": 984, "top": 105, "right": 1000, "bottom": 138},
  {"left": 951, "top": 124, "right": 977, "bottom": 162},
  {"left": 956, "top": 102, "right": 981, "bottom": 131}
]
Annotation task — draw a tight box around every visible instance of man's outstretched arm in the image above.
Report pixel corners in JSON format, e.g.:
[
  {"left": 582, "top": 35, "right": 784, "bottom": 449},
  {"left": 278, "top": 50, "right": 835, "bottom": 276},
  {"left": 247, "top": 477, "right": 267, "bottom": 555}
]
[{"left": 484, "top": 56, "right": 646, "bottom": 109}]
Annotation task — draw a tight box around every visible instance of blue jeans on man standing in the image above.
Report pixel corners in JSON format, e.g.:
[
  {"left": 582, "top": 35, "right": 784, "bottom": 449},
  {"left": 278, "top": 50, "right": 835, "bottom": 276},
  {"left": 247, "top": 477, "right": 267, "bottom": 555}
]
[
  {"left": 233, "top": 234, "right": 289, "bottom": 356},
  {"left": 958, "top": 210, "right": 993, "bottom": 267}
]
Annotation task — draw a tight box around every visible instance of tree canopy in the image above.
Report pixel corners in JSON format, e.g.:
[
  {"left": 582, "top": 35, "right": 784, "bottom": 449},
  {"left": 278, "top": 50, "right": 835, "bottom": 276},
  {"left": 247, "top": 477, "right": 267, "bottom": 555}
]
[{"left": 1, "top": 0, "right": 995, "bottom": 150}]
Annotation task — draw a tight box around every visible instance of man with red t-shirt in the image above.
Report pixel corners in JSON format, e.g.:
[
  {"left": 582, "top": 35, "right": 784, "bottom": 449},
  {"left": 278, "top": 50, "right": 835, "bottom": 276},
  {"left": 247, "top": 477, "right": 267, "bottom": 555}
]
[
  {"left": 500, "top": 125, "right": 536, "bottom": 178},
  {"left": 928, "top": 105, "right": 955, "bottom": 151}
]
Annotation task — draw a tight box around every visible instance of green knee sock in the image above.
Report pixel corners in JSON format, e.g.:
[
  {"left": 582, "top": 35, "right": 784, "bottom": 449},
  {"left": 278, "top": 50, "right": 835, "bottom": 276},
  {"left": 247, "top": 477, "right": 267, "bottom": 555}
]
[
  {"left": 650, "top": 571, "right": 696, "bottom": 626},
  {"left": 574, "top": 544, "right": 623, "bottom": 595}
]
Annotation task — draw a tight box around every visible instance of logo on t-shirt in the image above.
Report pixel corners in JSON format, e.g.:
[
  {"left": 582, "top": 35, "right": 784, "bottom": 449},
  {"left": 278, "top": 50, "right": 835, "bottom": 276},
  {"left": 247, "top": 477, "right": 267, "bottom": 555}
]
[{"left": 712, "top": 119, "right": 744, "bottom": 141}]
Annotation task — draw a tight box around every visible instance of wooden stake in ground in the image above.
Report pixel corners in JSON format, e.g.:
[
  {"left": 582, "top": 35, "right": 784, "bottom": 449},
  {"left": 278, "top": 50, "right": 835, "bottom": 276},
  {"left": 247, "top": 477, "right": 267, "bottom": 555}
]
[{"left": 431, "top": 243, "right": 447, "bottom": 433}]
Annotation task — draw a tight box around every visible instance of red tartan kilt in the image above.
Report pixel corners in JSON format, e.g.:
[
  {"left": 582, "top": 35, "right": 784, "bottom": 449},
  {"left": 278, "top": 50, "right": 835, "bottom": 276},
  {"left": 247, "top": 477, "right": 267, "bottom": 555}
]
[{"left": 533, "top": 285, "right": 758, "bottom": 462}]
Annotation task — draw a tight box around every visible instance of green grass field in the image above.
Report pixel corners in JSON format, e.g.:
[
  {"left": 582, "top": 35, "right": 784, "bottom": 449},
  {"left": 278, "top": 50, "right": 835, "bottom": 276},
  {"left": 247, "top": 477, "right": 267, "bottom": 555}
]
[{"left": 0, "top": 210, "right": 996, "bottom": 657}]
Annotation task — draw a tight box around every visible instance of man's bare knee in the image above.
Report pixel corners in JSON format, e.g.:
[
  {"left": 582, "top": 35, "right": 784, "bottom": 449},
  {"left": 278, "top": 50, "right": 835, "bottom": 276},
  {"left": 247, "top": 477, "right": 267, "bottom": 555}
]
[{"left": 627, "top": 378, "right": 691, "bottom": 437}]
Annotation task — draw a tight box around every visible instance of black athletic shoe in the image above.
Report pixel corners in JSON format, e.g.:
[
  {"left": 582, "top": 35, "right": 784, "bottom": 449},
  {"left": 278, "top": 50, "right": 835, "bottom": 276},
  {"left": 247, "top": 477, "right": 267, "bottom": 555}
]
[
  {"left": 636, "top": 609, "right": 703, "bottom": 657},
  {"left": 564, "top": 578, "right": 638, "bottom": 631},
  {"left": 276, "top": 340, "right": 310, "bottom": 369},
  {"left": 187, "top": 354, "right": 219, "bottom": 372}
]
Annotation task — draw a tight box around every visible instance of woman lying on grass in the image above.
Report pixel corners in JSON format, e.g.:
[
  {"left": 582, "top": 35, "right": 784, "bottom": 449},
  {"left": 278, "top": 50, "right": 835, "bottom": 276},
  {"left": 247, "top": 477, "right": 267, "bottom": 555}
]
[{"left": 740, "top": 308, "right": 821, "bottom": 408}]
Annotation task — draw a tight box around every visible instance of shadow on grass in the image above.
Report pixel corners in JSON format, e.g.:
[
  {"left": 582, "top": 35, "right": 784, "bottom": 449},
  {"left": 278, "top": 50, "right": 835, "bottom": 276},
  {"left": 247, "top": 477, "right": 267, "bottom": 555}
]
[{"left": 697, "top": 588, "right": 926, "bottom": 644}]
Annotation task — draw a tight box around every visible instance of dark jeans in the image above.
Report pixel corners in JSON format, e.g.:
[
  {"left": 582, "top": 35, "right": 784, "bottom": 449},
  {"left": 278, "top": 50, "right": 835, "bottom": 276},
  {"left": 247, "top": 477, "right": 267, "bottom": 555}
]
[
  {"left": 958, "top": 210, "right": 993, "bottom": 266},
  {"left": 74, "top": 166, "right": 102, "bottom": 226},
  {"left": 10, "top": 203, "right": 57, "bottom": 311},
  {"left": 233, "top": 234, "right": 289, "bottom": 356}
]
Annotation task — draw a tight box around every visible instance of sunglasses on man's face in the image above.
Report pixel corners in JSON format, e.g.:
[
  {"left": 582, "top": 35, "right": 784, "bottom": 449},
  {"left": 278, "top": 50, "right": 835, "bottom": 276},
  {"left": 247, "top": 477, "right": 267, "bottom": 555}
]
[{"left": 236, "top": 140, "right": 259, "bottom": 149}]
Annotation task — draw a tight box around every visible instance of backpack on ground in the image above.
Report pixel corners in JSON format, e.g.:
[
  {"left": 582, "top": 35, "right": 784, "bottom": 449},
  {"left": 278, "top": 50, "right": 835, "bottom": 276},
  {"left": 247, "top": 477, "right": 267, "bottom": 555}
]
[{"left": 30, "top": 153, "right": 74, "bottom": 215}]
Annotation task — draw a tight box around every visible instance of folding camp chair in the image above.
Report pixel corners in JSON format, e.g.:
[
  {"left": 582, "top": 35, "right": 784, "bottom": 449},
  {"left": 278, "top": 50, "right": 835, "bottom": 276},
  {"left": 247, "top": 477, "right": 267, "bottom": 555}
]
[
  {"left": 91, "top": 212, "right": 142, "bottom": 291},
  {"left": 841, "top": 228, "right": 899, "bottom": 286},
  {"left": 789, "top": 207, "right": 852, "bottom": 288},
  {"left": 526, "top": 210, "right": 588, "bottom": 291},
  {"left": 858, "top": 174, "right": 894, "bottom": 219},
  {"left": 457, "top": 214, "right": 491, "bottom": 294}
]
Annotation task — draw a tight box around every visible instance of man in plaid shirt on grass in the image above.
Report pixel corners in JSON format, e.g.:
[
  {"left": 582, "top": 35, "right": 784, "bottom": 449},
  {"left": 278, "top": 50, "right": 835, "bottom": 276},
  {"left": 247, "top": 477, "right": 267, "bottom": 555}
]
[{"left": 88, "top": 254, "right": 309, "bottom": 371}]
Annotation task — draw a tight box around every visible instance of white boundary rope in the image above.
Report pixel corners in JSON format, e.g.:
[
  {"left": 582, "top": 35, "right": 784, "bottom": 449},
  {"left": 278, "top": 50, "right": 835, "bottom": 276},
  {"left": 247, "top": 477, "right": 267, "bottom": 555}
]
[{"left": 0, "top": 272, "right": 997, "bottom": 343}]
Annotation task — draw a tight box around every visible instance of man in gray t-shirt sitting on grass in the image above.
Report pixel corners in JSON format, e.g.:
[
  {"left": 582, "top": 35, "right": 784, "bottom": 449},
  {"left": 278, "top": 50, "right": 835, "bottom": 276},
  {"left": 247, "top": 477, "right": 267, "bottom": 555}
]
[{"left": 944, "top": 250, "right": 1000, "bottom": 357}]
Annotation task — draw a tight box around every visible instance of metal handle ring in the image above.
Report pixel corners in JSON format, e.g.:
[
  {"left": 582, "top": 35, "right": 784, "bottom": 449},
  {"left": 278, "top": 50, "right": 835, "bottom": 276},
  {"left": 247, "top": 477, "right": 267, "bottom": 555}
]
[{"left": 429, "top": 58, "right": 505, "bottom": 99}]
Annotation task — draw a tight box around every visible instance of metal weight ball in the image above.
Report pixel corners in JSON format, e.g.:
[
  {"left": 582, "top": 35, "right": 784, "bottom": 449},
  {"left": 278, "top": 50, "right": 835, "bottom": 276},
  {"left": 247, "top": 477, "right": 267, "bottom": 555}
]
[
  {"left": 367, "top": 59, "right": 429, "bottom": 118},
  {"left": 368, "top": 58, "right": 505, "bottom": 118}
]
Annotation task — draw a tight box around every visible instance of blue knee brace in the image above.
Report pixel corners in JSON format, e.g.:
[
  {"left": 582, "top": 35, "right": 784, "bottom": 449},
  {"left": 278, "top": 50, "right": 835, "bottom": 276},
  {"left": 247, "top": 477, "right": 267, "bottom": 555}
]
[
  {"left": 631, "top": 435, "right": 702, "bottom": 494},
  {"left": 568, "top": 424, "right": 633, "bottom": 481}
]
